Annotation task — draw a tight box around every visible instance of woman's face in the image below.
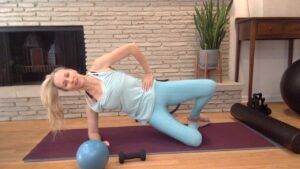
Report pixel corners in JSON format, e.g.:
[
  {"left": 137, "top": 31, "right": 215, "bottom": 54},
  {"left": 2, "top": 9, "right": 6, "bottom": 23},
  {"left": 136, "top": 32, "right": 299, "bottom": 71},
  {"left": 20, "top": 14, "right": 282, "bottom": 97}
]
[{"left": 53, "top": 69, "right": 84, "bottom": 91}]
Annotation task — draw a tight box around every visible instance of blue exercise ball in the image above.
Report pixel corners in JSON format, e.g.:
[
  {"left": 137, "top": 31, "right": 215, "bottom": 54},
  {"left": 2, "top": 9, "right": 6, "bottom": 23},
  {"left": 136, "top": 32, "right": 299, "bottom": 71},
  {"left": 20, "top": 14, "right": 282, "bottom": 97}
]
[
  {"left": 76, "top": 140, "right": 109, "bottom": 169},
  {"left": 280, "top": 59, "right": 300, "bottom": 115}
]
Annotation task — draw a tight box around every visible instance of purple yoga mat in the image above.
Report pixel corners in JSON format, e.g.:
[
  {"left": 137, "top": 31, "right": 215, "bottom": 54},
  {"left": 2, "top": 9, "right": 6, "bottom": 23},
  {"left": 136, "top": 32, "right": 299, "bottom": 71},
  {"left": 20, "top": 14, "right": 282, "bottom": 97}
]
[{"left": 23, "top": 122, "right": 276, "bottom": 162}]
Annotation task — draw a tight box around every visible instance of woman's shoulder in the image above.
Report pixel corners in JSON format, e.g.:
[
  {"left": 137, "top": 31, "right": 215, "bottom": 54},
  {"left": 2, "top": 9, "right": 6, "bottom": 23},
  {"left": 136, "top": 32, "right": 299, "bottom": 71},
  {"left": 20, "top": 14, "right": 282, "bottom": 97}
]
[
  {"left": 86, "top": 68, "right": 125, "bottom": 80},
  {"left": 88, "top": 67, "right": 113, "bottom": 73},
  {"left": 87, "top": 69, "right": 130, "bottom": 80}
]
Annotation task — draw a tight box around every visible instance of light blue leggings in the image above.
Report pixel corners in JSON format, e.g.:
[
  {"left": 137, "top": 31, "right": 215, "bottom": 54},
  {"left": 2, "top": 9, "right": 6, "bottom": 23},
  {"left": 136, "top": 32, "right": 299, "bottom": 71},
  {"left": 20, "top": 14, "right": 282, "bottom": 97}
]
[{"left": 149, "top": 79, "right": 217, "bottom": 147}]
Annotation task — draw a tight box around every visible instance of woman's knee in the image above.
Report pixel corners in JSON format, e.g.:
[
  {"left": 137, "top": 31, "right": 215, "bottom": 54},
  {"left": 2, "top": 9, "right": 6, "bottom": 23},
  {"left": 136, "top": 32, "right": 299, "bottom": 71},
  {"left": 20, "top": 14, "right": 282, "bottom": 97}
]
[
  {"left": 184, "top": 131, "right": 202, "bottom": 147},
  {"left": 201, "top": 79, "right": 217, "bottom": 96}
]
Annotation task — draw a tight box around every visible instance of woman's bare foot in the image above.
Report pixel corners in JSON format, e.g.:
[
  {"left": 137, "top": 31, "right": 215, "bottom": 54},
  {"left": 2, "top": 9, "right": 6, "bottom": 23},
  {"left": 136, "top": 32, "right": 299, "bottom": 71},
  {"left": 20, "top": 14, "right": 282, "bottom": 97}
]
[
  {"left": 188, "top": 114, "right": 210, "bottom": 128},
  {"left": 199, "top": 113, "right": 210, "bottom": 122}
]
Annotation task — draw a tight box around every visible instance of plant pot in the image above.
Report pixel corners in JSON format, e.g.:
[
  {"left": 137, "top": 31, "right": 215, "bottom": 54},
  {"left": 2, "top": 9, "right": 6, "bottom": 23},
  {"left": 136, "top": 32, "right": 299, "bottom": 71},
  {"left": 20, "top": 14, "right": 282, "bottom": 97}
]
[{"left": 198, "top": 49, "right": 219, "bottom": 69}]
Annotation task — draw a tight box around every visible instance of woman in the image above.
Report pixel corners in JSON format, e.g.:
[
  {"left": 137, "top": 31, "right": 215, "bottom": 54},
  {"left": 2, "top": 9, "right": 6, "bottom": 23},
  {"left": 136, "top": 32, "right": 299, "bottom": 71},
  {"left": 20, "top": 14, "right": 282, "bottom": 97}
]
[{"left": 40, "top": 43, "right": 217, "bottom": 147}]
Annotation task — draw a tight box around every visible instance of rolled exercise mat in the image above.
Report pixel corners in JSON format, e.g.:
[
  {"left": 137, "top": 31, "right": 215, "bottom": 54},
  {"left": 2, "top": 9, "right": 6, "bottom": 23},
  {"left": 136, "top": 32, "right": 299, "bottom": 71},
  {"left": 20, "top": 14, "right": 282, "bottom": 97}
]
[{"left": 231, "top": 103, "right": 300, "bottom": 154}]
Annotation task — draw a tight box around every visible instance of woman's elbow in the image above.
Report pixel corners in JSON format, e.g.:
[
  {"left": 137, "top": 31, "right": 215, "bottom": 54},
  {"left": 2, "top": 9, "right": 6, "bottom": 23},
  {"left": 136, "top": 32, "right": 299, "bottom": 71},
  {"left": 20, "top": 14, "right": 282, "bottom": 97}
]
[{"left": 129, "top": 42, "right": 139, "bottom": 52}]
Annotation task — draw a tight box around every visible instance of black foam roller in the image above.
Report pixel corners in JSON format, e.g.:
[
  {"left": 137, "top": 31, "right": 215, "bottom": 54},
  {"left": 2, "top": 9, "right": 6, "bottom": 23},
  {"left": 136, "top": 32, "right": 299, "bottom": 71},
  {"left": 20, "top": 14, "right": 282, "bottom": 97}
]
[{"left": 230, "top": 103, "right": 300, "bottom": 154}]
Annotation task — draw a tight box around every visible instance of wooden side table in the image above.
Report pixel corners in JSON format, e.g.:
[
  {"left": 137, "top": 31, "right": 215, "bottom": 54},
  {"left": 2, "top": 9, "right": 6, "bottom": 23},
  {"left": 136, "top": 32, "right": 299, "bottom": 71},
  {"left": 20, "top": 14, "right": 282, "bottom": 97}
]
[{"left": 235, "top": 17, "right": 300, "bottom": 102}]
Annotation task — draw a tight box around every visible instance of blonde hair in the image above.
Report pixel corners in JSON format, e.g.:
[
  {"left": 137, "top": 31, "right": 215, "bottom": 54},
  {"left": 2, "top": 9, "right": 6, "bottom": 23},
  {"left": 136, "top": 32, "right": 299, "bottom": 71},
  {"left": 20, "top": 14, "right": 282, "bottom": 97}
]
[{"left": 40, "top": 67, "right": 66, "bottom": 132}]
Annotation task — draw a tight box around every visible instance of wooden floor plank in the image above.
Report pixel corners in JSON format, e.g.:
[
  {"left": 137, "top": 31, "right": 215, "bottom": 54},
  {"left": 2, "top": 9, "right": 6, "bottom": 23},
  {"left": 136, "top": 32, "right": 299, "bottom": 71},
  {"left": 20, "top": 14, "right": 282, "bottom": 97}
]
[{"left": 0, "top": 102, "right": 299, "bottom": 169}]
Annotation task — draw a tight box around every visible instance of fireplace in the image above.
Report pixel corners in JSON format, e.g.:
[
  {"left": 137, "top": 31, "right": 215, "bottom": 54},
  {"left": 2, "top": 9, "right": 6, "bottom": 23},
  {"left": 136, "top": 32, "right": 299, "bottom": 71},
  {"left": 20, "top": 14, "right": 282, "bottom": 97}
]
[{"left": 0, "top": 26, "right": 86, "bottom": 86}]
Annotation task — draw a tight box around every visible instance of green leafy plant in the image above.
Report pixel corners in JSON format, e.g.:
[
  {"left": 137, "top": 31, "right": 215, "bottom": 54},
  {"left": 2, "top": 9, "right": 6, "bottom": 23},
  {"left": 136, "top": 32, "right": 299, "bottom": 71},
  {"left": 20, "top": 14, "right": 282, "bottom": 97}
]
[{"left": 194, "top": 0, "right": 233, "bottom": 49}]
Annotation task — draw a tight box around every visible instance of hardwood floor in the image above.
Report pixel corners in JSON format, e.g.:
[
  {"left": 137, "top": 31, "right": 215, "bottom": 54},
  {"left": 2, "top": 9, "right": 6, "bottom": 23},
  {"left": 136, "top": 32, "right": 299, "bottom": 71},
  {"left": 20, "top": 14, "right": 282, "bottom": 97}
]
[{"left": 0, "top": 103, "right": 299, "bottom": 169}]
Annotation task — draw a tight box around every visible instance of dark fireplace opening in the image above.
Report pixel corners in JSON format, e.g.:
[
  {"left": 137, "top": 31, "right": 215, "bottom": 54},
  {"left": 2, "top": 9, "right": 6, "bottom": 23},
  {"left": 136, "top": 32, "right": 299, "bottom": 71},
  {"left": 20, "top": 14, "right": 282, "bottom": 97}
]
[{"left": 0, "top": 26, "right": 86, "bottom": 86}]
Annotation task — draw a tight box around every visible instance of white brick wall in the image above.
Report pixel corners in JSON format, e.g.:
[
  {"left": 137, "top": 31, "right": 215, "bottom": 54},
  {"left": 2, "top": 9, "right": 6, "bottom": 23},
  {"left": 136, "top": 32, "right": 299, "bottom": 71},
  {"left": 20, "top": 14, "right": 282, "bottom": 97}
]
[
  {"left": 0, "top": 0, "right": 230, "bottom": 80},
  {"left": 0, "top": 0, "right": 237, "bottom": 121},
  {"left": 0, "top": 89, "right": 242, "bottom": 121},
  {"left": 0, "top": 96, "right": 86, "bottom": 121}
]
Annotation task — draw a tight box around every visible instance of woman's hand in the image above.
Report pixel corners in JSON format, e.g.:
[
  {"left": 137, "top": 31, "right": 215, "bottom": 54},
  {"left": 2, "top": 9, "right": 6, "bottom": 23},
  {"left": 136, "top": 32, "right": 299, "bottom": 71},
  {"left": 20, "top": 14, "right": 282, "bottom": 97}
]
[
  {"left": 103, "top": 140, "right": 110, "bottom": 146},
  {"left": 143, "top": 73, "right": 154, "bottom": 91}
]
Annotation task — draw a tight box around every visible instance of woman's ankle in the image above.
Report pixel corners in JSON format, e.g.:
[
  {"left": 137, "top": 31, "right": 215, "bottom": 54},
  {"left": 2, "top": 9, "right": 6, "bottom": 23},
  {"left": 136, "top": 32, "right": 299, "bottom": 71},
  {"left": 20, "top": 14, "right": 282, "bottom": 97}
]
[
  {"left": 188, "top": 114, "right": 210, "bottom": 122},
  {"left": 187, "top": 114, "right": 210, "bottom": 128}
]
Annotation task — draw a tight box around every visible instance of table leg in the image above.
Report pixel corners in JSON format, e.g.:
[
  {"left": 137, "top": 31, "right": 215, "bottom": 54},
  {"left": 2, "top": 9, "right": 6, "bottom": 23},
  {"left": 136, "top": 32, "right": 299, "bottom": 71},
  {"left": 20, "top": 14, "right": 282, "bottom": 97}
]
[
  {"left": 288, "top": 39, "right": 293, "bottom": 66},
  {"left": 248, "top": 20, "right": 257, "bottom": 102},
  {"left": 235, "top": 40, "right": 241, "bottom": 82}
]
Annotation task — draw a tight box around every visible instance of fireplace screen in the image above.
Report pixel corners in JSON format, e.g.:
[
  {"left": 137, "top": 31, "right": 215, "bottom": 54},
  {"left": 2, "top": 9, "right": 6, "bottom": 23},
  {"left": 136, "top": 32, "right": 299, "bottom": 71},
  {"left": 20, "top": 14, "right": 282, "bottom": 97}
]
[{"left": 0, "top": 26, "right": 86, "bottom": 86}]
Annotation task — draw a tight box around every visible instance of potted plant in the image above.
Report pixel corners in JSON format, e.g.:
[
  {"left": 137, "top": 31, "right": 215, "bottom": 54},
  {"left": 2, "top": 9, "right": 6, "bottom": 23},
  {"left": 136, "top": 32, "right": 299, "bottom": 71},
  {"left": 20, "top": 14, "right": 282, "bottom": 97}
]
[{"left": 194, "top": 0, "right": 233, "bottom": 69}]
